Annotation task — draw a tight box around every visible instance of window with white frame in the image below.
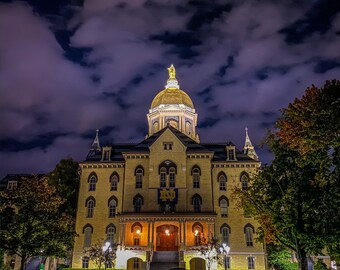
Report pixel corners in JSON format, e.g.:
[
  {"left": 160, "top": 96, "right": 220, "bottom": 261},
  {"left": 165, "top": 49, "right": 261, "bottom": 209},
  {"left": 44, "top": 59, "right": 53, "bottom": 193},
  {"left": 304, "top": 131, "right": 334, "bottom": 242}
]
[
  {"left": 106, "top": 225, "right": 115, "bottom": 244},
  {"left": 86, "top": 199, "right": 95, "bottom": 218},
  {"left": 248, "top": 256, "right": 255, "bottom": 269},
  {"left": 169, "top": 167, "right": 176, "bottom": 187},
  {"left": 110, "top": 174, "right": 118, "bottom": 191},
  {"left": 82, "top": 257, "right": 89, "bottom": 268},
  {"left": 220, "top": 198, "right": 228, "bottom": 217},
  {"left": 245, "top": 226, "right": 254, "bottom": 247},
  {"left": 221, "top": 226, "right": 230, "bottom": 245},
  {"left": 108, "top": 198, "right": 117, "bottom": 217},
  {"left": 219, "top": 174, "right": 227, "bottom": 191}
]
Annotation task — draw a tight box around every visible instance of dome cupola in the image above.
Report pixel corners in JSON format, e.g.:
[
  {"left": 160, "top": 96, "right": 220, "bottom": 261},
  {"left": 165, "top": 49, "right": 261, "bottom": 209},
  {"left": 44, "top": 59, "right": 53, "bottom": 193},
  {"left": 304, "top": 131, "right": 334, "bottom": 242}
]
[{"left": 147, "top": 65, "right": 199, "bottom": 142}]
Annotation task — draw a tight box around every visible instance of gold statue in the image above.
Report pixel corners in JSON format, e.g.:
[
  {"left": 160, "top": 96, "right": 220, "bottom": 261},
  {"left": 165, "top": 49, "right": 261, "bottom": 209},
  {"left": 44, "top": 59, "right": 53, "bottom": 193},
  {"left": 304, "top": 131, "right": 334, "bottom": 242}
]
[{"left": 167, "top": 64, "right": 176, "bottom": 79}]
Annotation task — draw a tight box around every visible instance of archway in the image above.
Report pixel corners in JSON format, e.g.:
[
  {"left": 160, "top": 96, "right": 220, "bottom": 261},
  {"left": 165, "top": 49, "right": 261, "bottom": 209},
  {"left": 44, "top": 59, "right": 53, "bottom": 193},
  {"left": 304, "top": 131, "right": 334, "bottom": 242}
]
[
  {"left": 156, "top": 224, "right": 179, "bottom": 251},
  {"left": 190, "top": 258, "right": 206, "bottom": 270},
  {"left": 127, "top": 257, "right": 142, "bottom": 270}
]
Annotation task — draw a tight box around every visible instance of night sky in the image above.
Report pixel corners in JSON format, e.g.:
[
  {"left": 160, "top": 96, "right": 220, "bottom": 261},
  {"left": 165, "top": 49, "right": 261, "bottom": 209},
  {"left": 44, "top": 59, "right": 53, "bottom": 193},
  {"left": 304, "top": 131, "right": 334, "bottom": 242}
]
[{"left": 0, "top": 0, "right": 339, "bottom": 178}]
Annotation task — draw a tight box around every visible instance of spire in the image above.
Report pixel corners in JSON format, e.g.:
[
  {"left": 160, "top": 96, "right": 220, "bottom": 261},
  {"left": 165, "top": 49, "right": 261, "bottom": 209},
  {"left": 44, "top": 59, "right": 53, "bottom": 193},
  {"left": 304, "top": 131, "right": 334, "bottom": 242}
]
[
  {"left": 165, "top": 64, "right": 180, "bottom": 89},
  {"left": 243, "top": 127, "right": 259, "bottom": 161},
  {"left": 90, "top": 129, "right": 101, "bottom": 150}
]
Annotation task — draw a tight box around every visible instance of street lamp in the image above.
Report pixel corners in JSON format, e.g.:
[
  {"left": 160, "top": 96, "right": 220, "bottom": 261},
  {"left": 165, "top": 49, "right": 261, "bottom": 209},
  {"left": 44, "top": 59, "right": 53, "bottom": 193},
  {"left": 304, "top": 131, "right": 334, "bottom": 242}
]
[
  {"left": 219, "top": 243, "right": 230, "bottom": 270},
  {"left": 102, "top": 241, "right": 111, "bottom": 270}
]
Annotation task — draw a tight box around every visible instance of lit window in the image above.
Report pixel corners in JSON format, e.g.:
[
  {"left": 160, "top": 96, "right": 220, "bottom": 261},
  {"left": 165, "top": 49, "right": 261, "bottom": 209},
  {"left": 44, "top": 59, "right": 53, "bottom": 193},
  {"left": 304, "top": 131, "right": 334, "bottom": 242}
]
[{"left": 248, "top": 257, "right": 255, "bottom": 269}]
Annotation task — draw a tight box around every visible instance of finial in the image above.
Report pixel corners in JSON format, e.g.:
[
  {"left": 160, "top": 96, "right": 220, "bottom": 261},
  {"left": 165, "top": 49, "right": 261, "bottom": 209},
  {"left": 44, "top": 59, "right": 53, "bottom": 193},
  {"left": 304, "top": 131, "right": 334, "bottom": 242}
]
[
  {"left": 167, "top": 64, "right": 176, "bottom": 80},
  {"left": 91, "top": 129, "right": 101, "bottom": 150}
]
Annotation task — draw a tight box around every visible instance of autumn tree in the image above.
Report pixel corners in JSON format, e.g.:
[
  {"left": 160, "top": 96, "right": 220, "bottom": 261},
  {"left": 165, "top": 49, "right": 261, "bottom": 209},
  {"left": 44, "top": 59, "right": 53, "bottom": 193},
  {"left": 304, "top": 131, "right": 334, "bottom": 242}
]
[
  {"left": 235, "top": 80, "right": 340, "bottom": 270},
  {"left": 0, "top": 176, "right": 76, "bottom": 270},
  {"left": 47, "top": 158, "right": 80, "bottom": 217}
]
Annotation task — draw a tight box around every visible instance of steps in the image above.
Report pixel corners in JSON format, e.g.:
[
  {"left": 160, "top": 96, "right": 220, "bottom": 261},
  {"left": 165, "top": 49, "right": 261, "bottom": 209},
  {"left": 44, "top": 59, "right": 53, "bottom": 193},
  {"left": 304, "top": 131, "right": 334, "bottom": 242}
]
[{"left": 150, "top": 251, "right": 179, "bottom": 270}]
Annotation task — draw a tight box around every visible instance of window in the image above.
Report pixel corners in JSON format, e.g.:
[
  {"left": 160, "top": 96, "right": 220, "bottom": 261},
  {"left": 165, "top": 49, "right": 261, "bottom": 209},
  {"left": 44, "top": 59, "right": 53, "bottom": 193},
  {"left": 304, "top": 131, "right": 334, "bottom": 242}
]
[
  {"left": 192, "top": 223, "right": 203, "bottom": 246},
  {"left": 108, "top": 198, "right": 117, "bottom": 217},
  {"left": 245, "top": 225, "right": 254, "bottom": 247},
  {"left": 221, "top": 226, "right": 230, "bottom": 245},
  {"left": 228, "top": 149, "right": 235, "bottom": 160},
  {"left": 103, "top": 150, "right": 110, "bottom": 161},
  {"left": 88, "top": 174, "right": 97, "bottom": 191},
  {"left": 7, "top": 181, "right": 17, "bottom": 190},
  {"left": 106, "top": 225, "right": 115, "bottom": 244},
  {"left": 133, "top": 258, "right": 140, "bottom": 269},
  {"left": 110, "top": 174, "right": 118, "bottom": 191},
  {"left": 192, "top": 195, "right": 202, "bottom": 213},
  {"left": 86, "top": 198, "right": 95, "bottom": 218},
  {"left": 163, "top": 142, "right": 173, "bottom": 150},
  {"left": 241, "top": 174, "right": 249, "bottom": 190},
  {"left": 248, "top": 257, "right": 255, "bottom": 269},
  {"left": 220, "top": 198, "right": 228, "bottom": 217},
  {"left": 160, "top": 167, "right": 166, "bottom": 187},
  {"left": 192, "top": 167, "right": 200, "bottom": 188},
  {"left": 135, "top": 167, "right": 143, "bottom": 189},
  {"left": 83, "top": 225, "right": 93, "bottom": 247},
  {"left": 224, "top": 257, "right": 231, "bottom": 269},
  {"left": 169, "top": 167, "right": 175, "bottom": 187},
  {"left": 134, "top": 237, "right": 140, "bottom": 246},
  {"left": 134, "top": 195, "right": 143, "bottom": 213},
  {"left": 82, "top": 257, "right": 89, "bottom": 268},
  {"left": 219, "top": 174, "right": 227, "bottom": 191}
]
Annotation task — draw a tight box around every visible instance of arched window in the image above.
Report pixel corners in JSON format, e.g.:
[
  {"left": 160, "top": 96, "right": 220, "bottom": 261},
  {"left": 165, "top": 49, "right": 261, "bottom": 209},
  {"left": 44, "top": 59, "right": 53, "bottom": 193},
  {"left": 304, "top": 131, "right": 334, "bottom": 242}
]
[
  {"left": 108, "top": 197, "right": 117, "bottom": 217},
  {"left": 106, "top": 224, "right": 116, "bottom": 244},
  {"left": 132, "top": 222, "right": 142, "bottom": 246},
  {"left": 219, "top": 196, "right": 229, "bottom": 217},
  {"left": 85, "top": 197, "right": 96, "bottom": 218},
  {"left": 160, "top": 167, "right": 166, "bottom": 187},
  {"left": 110, "top": 173, "right": 119, "bottom": 191},
  {"left": 244, "top": 224, "right": 255, "bottom": 247},
  {"left": 135, "top": 166, "right": 144, "bottom": 189},
  {"left": 192, "top": 222, "right": 203, "bottom": 245},
  {"left": 192, "top": 194, "right": 202, "bottom": 213},
  {"left": 241, "top": 173, "right": 249, "bottom": 190},
  {"left": 220, "top": 224, "right": 231, "bottom": 245},
  {"left": 169, "top": 167, "right": 176, "bottom": 187},
  {"left": 133, "top": 194, "right": 143, "bottom": 213},
  {"left": 192, "top": 166, "right": 201, "bottom": 188},
  {"left": 218, "top": 173, "right": 227, "bottom": 191},
  {"left": 83, "top": 224, "right": 93, "bottom": 247},
  {"left": 88, "top": 173, "right": 97, "bottom": 191}
]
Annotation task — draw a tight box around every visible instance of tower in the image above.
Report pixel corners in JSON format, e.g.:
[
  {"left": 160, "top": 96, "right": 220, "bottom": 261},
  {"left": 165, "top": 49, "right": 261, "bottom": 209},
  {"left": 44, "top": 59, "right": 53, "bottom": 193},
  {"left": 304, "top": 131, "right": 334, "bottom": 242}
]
[{"left": 147, "top": 65, "right": 199, "bottom": 142}]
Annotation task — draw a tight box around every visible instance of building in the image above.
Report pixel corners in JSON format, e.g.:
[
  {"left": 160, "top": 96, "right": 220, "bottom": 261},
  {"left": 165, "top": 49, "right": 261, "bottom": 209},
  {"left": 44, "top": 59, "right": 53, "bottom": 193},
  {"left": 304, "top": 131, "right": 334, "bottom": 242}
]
[{"left": 71, "top": 65, "right": 266, "bottom": 270}]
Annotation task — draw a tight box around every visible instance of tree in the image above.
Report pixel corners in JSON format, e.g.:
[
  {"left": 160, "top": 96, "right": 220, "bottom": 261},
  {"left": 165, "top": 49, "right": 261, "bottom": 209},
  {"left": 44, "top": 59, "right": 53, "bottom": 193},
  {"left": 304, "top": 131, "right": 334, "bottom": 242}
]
[
  {"left": 267, "top": 244, "right": 298, "bottom": 270},
  {"left": 0, "top": 176, "right": 76, "bottom": 270},
  {"left": 235, "top": 80, "right": 340, "bottom": 270},
  {"left": 47, "top": 158, "right": 80, "bottom": 218},
  {"left": 83, "top": 240, "right": 118, "bottom": 270},
  {"left": 197, "top": 235, "right": 220, "bottom": 270}
]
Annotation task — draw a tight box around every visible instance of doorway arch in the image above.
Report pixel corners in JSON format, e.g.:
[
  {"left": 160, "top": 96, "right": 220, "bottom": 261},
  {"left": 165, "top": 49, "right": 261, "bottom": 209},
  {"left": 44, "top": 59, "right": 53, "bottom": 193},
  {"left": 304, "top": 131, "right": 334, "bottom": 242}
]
[
  {"left": 156, "top": 224, "right": 179, "bottom": 251},
  {"left": 190, "top": 258, "right": 206, "bottom": 270}
]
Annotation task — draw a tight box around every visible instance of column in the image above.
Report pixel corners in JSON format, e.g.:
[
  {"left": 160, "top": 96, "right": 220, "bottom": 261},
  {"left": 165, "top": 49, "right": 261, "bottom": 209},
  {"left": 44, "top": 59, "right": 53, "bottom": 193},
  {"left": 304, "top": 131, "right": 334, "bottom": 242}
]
[
  {"left": 147, "top": 221, "right": 151, "bottom": 244},
  {"left": 183, "top": 220, "right": 186, "bottom": 246},
  {"left": 151, "top": 221, "right": 155, "bottom": 249},
  {"left": 179, "top": 220, "right": 183, "bottom": 244}
]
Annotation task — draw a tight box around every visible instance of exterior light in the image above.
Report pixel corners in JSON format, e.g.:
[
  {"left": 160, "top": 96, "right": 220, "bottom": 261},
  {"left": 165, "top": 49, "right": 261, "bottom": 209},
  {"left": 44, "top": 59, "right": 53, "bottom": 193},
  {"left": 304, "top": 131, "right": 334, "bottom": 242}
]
[
  {"left": 220, "top": 244, "right": 230, "bottom": 270},
  {"left": 194, "top": 230, "right": 199, "bottom": 236},
  {"left": 136, "top": 229, "right": 141, "bottom": 234},
  {"left": 165, "top": 229, "right": 170, "bottom": 236}
]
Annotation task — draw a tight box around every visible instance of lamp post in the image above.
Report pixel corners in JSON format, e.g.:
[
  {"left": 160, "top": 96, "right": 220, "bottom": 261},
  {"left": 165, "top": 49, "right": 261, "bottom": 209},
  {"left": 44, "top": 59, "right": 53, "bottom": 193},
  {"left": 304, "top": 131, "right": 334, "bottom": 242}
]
[
  {"left": 102, "top": 241, "right": 111, "bottom": 270},
  {"left": 219, "top": 243, "right": 230, "bottom": 270}
]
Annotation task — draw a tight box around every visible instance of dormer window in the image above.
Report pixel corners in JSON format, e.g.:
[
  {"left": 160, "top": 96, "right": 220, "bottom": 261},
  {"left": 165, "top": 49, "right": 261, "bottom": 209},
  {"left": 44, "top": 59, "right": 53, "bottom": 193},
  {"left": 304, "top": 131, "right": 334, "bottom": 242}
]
[
  {"left": 102, "top": 146, "right": 112, "bottom": 161},
  {"left": 226, "top": 146, "right": 236, "bottom": 161},
  {"left": 7, "top": 180, "right": 17, "bottom": 190}
]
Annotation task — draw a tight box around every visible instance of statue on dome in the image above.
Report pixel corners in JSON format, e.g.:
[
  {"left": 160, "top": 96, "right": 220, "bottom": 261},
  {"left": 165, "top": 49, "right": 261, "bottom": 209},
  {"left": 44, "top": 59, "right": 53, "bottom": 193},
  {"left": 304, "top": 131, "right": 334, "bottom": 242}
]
[{"left": 168, "top": 64, "right": 176, "bottom": 79}]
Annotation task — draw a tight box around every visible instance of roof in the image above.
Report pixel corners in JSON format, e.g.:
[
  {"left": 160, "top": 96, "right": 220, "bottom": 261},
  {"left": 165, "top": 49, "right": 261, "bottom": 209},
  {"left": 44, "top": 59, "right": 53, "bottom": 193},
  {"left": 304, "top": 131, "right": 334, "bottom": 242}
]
[
  {"left": 0, "top": 173, "right": 45, "bottom": 189},
  {"left": 83, "top": 126, "right": 258, "bottom": 163},
  {"left": 151, "top": 88, "right": 194, "bottom": 109}
]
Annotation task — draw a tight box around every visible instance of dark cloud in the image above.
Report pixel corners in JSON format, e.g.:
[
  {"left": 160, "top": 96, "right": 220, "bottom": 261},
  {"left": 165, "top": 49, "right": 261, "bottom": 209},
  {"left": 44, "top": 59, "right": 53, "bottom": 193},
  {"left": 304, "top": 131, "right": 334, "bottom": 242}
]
[{"left": 0, "top": 0, "right": 339, "bottom": 177}]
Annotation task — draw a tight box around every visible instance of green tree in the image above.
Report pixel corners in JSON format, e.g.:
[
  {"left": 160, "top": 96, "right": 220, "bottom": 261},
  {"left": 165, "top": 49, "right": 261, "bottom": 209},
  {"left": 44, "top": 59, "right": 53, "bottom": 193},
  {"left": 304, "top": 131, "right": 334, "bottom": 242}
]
[
  {"left": 47, "top": 158, "right": 80, "bottom": 217},
  {"left": 267, "top": 244, "right": 298, "bottom": 270},
  {"left": 235, "top": 80, "right": 340, "bottom": 270},
  {"left": 0, "top": 176, "right": 77, "bottom": 270},
  {"left": 83, "top": 240, "right": 118, "bottom": 270}
]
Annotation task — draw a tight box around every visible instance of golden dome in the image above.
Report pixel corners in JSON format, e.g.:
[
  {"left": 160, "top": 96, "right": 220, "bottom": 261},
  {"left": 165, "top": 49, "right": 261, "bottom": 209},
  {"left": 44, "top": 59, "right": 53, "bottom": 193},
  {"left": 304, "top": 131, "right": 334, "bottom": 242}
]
[{"left": 151, "top": 88, "right": 194, "bottom": 109}]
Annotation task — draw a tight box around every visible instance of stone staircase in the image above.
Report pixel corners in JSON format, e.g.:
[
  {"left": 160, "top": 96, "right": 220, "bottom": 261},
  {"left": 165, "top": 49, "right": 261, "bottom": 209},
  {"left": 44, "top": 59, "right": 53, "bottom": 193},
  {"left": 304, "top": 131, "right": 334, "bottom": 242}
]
[{"left": 150, "top": 251, "right": 179, "bottom": 270}]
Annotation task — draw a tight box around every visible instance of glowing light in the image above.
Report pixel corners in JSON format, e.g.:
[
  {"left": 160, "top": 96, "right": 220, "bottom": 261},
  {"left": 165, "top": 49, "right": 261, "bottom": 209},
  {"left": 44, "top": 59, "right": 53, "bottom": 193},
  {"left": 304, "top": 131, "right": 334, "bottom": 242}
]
[
  {"left": 136, "top": 229, "right": 141, "bottom": 234},
  {"left": 194, "top": 230, "right": 199, "bottom": 236},
  {"left": 165, "top": 229, "right": 170, "bottom": 236}
]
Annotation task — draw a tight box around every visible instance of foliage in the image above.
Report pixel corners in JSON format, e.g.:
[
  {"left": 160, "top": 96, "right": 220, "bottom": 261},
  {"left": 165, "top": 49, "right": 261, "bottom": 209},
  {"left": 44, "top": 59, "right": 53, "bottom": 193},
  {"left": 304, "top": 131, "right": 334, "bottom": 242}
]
[
  {"left": 0, "top": 176, "right": 77, "bottom": 270},
  {"left": 197, "top": 235, "right": 220, "bottom": 270},
  {"left": 234, "top": 80, "right": 340, "bottom": 270},
  {"left": 267, "top": 244, "right": 298, "bottom": 270},
  {"left": 47, "top": 158, "right": 80, "bottom": 217},
  {"left": 313, "top": 259, "right": 328, "bottom": 270},
  {"left": 83, "top": 240, "right": 118, "bottom": 270}
]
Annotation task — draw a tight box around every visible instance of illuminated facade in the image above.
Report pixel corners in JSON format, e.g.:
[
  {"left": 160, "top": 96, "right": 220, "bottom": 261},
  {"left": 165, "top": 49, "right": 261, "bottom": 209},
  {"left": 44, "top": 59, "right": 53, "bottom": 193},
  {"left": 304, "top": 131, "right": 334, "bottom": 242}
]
[{"left": 72, "top": 66, "right": 265, "bottom": 270}]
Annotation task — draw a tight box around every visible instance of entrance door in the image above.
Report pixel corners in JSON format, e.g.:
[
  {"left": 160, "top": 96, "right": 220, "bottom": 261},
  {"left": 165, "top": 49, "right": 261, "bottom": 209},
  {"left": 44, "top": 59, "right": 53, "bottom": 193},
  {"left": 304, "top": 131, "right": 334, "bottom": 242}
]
[{"left": 156, "top": 225, "right": 178, "bottom": 251}]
